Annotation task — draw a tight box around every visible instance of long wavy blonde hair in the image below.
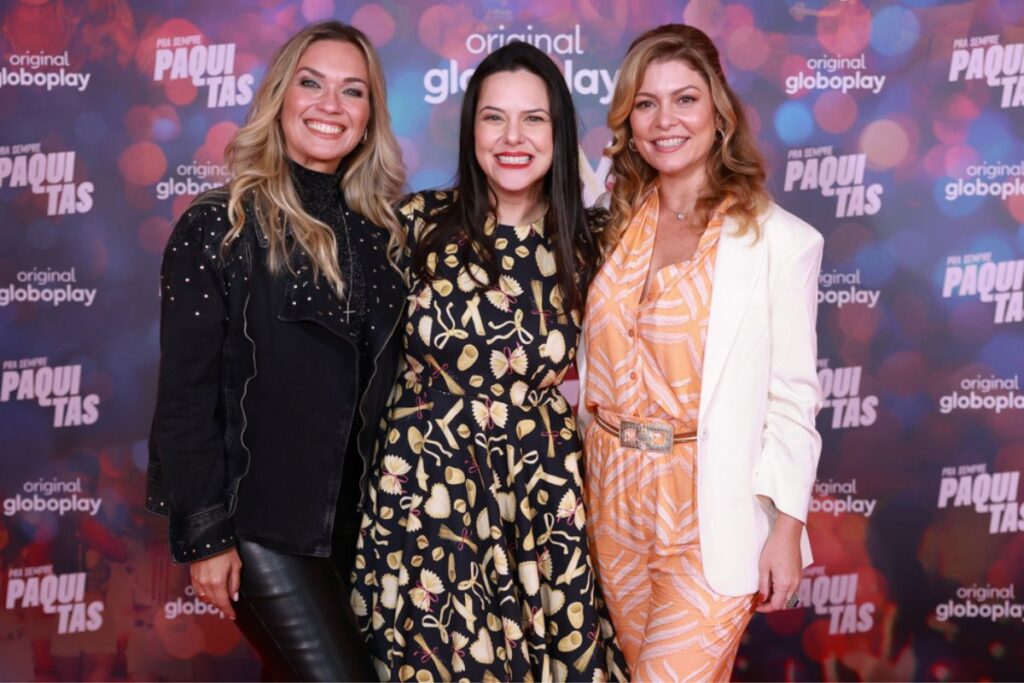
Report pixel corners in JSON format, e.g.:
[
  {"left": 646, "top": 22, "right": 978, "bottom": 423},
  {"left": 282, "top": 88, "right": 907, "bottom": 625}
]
[
  {"left": 604, "top": 24, "right": 769, "bottom": 251},
  {"left": 221, "top": 21, "right": 405, "bottom": 295}
]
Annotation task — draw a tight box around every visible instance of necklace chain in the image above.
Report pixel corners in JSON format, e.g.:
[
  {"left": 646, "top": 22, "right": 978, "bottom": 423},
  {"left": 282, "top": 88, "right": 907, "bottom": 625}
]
[
  {"left": 660, "top": 191, "right": 695, "bottom": 222},
  {"left": 338, "top": 210, "right": 354, "bottom": 324},
  {"left": 666, "top": 203, "right": 695, "bottom": 221}
]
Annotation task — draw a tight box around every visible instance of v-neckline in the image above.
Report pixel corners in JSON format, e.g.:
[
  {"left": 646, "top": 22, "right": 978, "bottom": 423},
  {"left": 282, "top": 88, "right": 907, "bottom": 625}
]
[{"left": 636, "top": 193, "right": 725, "bottom": 306}]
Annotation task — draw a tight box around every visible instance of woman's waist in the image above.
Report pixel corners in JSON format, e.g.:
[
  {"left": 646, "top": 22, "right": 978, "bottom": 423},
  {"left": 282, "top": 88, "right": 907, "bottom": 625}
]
[
  {"left": 591, "top": 406, "right": 697, "bottom": 435},
  {"left": 409, "top": 376, "right": 569, "bottom": 412}
]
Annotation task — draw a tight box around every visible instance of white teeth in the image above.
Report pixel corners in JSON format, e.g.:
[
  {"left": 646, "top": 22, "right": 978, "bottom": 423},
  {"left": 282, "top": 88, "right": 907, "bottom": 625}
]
[
  {"left": 307, "top": 121, "right": 343, "bottom": 134},
  {"left": 654, "top": 137, "right": 685, "bottom": 147},
  {"left": 497, "top": 154, "right": 530, "bottom": 164}
]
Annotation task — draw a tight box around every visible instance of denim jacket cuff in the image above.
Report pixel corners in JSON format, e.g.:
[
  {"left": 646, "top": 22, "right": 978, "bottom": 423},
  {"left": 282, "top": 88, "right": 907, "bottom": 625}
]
[{"left": 168, "top": 503, "right": 237, "bottom": 563}]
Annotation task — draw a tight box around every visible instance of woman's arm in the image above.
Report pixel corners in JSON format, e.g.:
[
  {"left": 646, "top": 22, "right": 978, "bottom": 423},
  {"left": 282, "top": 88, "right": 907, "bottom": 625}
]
[
  {"left": 753, "top": 224, "right": 824, "bottom": 611},
  {"left": 152, "top": 202, "right": 237, "bottom": 563}
]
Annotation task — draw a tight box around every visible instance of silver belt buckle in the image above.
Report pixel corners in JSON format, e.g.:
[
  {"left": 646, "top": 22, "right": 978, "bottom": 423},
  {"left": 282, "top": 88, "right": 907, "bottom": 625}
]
[{"left": 619, "top": 420, "right": 673, "bottom": 453}]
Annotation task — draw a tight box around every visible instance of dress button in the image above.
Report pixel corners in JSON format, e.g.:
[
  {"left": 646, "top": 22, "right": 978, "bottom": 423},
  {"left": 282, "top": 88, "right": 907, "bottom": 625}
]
[
  {"left": 627, "top": 329, "right": 635, "bottom": 338},
  {"left": 629, "top": 371, "right": 637, "bottom": 380}
]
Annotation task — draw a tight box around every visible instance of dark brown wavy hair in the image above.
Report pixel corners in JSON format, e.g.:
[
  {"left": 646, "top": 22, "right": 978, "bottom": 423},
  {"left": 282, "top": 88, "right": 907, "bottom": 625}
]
[{"left": 412, "top": 42, "right": 600, "bottom": 312}]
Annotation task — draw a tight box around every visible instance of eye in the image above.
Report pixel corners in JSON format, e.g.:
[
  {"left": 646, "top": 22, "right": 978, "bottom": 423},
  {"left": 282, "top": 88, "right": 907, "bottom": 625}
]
[
  {"left": 525, "top": 114, "right": 548, "bottom": 123},
  {"left": 300, "top": 78, "right": 320, "bottom": 89},
  {"left": 634, "top": 100, "right": 654, "bottom": 110},
  {"left": 343, "top": 87, "right": 365, "bottom": 98},
  {"left": 678, "top": 94, "right": 696, "bottom": 104},
  {"left": 481, "top": 113, "right": 503, "bottom": 122}
]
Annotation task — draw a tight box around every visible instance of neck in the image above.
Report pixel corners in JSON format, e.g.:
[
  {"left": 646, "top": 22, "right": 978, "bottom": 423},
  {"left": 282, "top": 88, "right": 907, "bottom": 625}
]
[
  {"left": 658, "top": 169, "right": 705, "bottom": 213},
  {"left": 492, "top": 185, "right": 545, "bottom": 225},
  {"left": 288, "top": 154, "right": 344, "bottom": 176}
]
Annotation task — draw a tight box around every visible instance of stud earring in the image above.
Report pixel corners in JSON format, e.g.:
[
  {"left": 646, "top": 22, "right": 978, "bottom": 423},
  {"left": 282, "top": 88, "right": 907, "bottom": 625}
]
[{"left": 362, "top": 129, "right": 368, "bottom": 144}]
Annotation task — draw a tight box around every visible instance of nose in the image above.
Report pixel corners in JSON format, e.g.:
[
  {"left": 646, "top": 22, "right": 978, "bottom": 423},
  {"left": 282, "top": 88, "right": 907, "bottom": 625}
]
[
  {"left": 656, "top": 106, "right": 675, "bottom": 130},
  {"left": 503, "top": 119, "right": 523, "bottom": 145},
  {"left": 317, "top": 88, "right": 343, "bottom": 113}
]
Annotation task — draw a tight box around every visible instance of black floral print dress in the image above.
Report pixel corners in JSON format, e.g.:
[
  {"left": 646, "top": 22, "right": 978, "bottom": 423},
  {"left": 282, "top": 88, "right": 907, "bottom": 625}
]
[{"left": 351, "top": 192, "right": 627, "bottom": 682}]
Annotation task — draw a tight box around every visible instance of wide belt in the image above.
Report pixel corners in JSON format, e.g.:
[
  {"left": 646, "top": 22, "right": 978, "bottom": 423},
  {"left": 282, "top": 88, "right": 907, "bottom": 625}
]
[{"left": 594, "top": 413, "right": 697, "bottom": 453}]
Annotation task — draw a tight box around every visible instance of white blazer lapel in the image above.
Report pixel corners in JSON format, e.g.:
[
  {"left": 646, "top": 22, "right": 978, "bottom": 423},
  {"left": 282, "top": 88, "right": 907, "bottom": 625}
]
[{"left": 699, "top": 216, "right": 767, "bottom": 422}]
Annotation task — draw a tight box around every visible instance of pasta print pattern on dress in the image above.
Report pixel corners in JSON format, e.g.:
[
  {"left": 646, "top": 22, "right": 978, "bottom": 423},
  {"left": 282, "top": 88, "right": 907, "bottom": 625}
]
[{"left": 352, "top": 191, "right": 627, "bottom": 683}]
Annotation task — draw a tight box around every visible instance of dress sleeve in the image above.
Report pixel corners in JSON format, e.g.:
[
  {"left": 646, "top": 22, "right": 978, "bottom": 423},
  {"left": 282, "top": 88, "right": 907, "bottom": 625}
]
[
  {"left": 152, "top": 201, "right": 238, "bottom": 562},
  {"left": 752, "top": 229, "right": 824, "bottom": 524}
]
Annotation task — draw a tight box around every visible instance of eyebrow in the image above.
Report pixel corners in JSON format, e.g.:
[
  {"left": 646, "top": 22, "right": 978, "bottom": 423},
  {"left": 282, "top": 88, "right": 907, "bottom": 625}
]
[
  {"left": 478, "top": 105, "right": 550, "bottom": 115},
  {"left": 297, "top": 66, "right": 368, "bottom": 85},
  {"left": 635, "top": 84, "right": 701, "bottom": 99}
]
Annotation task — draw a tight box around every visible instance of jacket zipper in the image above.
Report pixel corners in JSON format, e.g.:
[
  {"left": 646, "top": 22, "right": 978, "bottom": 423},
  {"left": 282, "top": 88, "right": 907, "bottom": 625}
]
[
  {"left": 229, "top": 241, "right": 257, "bottom": 513},
  {"left": 355, "top": 302, "right": 404, "bottom": 510}
]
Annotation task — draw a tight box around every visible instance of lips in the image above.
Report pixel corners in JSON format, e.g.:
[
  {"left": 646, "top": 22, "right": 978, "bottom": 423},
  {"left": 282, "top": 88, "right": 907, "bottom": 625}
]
[
  {"left": 495, "top": 153, "right": 532, "bottom": 168},
  {"left": 305, "top": 119, "right": 345, "bottom": 136},
  {"left": 652, "top": 136, "right": 687, "bottom": 150}
]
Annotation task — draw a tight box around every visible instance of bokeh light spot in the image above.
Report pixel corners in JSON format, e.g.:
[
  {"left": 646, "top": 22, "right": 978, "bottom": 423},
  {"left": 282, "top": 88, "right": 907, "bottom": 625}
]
[
  {"left": 871, "top": 6, "right": 921, "bottom": 56},
  {"left": 773, "top": 101, "right": 815, "bottom": 144},
  {"left": 118, "top": 142, "right": 167, "bottom": 186},
  {"left": 817, "top": 1, "right": 872, "bottom": 56},
  {"left": 351, "top": 4, "right": 396, "bottom": 46},
  {"left": 860, "top": 119, "right": 910, "bottom": 169},
  {"left": 814, "top": 91, "right": 858, "bottom": 134}
]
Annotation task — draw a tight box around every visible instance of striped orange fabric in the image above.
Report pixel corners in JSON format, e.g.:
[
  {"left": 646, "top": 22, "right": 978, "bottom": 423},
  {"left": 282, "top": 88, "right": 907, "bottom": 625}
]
[{"left": 583, "top": 190, "right": 755, "bottom": 681}]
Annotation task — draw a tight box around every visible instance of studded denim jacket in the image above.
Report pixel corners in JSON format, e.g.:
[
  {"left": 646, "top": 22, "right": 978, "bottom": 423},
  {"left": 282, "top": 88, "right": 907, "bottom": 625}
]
[{"left": 146, "top": 196, "right": 405, "bottom": 563}]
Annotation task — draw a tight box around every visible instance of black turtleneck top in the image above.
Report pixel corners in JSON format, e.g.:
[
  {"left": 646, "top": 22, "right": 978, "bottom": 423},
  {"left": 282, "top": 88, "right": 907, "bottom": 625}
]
[{"left": 290, "top": 160, "right": 368, "bottom": 356}]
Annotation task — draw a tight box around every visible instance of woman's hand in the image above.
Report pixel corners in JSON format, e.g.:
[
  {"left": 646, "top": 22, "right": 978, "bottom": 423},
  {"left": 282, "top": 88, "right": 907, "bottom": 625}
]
[
  {"left": 190, "top": 547, "right": 243, "bottom": 620},
  {"left": 756, "top": 511, "right": 803, "bottom": 613}
]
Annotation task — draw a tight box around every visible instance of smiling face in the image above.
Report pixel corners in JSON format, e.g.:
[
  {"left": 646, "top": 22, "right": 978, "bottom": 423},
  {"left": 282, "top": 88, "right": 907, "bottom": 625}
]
[
  {"left": 628, "top": 58, "right": 718, "bottom": 186},
  {"left": 280, "top": 39, "right": 371, "bottom": 173},
  {"left": 474, "top": 69, "right": 554, "bottom": 209}
]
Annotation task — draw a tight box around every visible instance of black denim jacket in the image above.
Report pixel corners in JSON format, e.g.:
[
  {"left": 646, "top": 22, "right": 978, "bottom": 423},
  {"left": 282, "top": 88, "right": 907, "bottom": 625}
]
[{"left": 146, "top": 195, "right": 404, "bottom": 563}]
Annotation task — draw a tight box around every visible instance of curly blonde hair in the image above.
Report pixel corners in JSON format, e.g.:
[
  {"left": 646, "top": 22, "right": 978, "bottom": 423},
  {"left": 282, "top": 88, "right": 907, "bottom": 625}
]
[
  {"left": 604, "top": 24, "right": 769, "bottom": 251},
  {"left": 221, "top": 21, "right": 405, "bottom": 295}
]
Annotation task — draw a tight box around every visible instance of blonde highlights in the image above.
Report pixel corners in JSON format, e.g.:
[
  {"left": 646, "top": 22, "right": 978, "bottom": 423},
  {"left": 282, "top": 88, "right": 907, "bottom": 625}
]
[
  {"left": 605, "top": 24, "right": 769, "bottom": 250},
  {"left": 221, "top": 21, "right": 405, "bottom": 294}
]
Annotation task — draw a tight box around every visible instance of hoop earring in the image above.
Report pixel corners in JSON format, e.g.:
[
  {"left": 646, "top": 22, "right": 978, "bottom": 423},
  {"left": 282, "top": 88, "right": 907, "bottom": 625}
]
[
  {"left": 716, "top": 128, "right": 725, "bottom": 140},
  {"left": 628, "top": 138, "right": 637, "bottom": 152}
]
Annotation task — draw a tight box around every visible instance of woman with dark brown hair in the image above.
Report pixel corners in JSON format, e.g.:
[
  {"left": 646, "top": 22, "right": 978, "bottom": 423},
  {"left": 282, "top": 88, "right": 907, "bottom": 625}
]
[{"left": 352, "top": 41, "right": 627, "bottom": 682}]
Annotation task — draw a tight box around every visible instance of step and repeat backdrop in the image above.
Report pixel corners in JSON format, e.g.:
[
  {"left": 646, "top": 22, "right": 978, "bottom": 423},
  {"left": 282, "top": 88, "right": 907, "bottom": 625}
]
[{"left": 2, "top": 0, "right": 1023, "bottom": 680}]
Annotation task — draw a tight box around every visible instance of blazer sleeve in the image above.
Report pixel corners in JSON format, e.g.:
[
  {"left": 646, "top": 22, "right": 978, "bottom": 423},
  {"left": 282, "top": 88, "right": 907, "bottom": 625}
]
[
  {"left": 152, "top": 202, "right": 237, "bottom": 562},
  {"left": 752, "top": 226, "right": 824, "bottom": 524}
]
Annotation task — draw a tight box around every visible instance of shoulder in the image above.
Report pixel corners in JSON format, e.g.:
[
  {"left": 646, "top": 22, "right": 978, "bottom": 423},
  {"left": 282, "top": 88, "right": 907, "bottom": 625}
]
[
  {"left": 169, "top": 191, "right": 231, "bottom": 245},
  {"left": 164, "top": 191, "right": 238, "bottom": 267},
  {"left": 759, "top": 201, "right": 823, "bottom": 257},
  {"left": 585, "top": 206, "right": 610, "bottom": 235},
  {"left": 398, "top": 190, "right": 455, "bottom": 243},
  {"left": 397, "top": 190, "right": 454, "bottom": 221}
]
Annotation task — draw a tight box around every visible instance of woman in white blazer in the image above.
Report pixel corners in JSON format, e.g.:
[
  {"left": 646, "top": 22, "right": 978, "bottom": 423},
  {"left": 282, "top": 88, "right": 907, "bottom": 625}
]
[{"left": 578, "top": 24, "right": 823, "bottom": 681}]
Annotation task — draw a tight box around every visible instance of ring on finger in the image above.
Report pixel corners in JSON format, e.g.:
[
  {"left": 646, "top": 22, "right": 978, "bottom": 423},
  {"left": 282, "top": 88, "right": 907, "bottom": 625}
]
[{"left": 784, "top": 594, "right": 800, "bottom": 609}]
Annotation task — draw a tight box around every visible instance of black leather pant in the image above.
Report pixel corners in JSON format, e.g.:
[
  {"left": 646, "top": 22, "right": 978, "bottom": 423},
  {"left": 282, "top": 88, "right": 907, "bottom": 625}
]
[{"left": 234, "top": 538, "right": 375, "bottom": 682}]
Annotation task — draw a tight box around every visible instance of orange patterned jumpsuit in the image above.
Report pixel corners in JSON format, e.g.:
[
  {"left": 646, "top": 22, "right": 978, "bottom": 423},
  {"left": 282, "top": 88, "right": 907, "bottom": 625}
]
[{"left": 582, "top": 193, "right": 756, "bottom": 682}]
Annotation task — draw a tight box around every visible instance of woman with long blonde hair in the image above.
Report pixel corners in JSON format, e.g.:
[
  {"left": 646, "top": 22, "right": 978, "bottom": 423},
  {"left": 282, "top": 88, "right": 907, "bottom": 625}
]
[
  {"left": 146, "top": 20, "right": 404, "bottom": 680},
  {"left": 579, "top": 24, "right": 824, "bottom": 681}
]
